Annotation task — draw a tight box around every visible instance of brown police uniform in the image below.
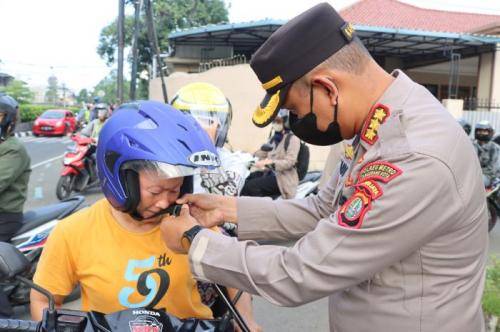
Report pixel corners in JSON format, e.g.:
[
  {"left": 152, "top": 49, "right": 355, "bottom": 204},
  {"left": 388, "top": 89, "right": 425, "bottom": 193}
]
[{"left": 187, "top": 3, "right": 488, "bottom": 331}]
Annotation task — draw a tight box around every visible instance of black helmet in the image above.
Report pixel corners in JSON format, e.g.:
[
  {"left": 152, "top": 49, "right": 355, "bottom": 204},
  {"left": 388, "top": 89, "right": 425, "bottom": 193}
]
[
  {"left": 457, "top": 118, "right": 471, "bottom": 136},
  {"left": 0, "top": 94, "right": 19, "bottom": 141},
  {"left": 475, "top": 121, "right": 494, "bottom": 142}
]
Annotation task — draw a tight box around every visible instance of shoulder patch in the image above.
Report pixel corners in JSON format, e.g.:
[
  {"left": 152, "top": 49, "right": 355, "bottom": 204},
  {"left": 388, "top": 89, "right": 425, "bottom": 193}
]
[
  {"left": 358, "top": 161, "right": 402, "bottom": 183},
  {"left": 356, "top": 180, "right": 382, "bottom": 199},
  {"left": 337, "top": 160, "right": 402, "bottom": 230},
  {"left": 338, "top": 190, "right": 371, "bottom": 229},
  {"left": 361, "top": 104, "right": 390, "bottom": 145}
]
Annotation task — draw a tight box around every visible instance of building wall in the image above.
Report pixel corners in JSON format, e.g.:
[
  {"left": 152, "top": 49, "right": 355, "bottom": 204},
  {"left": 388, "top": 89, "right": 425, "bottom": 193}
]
[
  {"left": 149, "top": 64, "right": 331, "bottom": 170},
  {"left": 478, "top": 52, "right": 493, "bottom": 100}
]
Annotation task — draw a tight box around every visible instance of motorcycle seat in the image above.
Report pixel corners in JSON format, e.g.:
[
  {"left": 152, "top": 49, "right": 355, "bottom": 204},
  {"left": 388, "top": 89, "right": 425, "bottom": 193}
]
[
  {"left": 14, "top": 196, "right": 85, "bottom": 236},
  {"left": 299, "top": 171, "right": 322, "bottom": 185}
]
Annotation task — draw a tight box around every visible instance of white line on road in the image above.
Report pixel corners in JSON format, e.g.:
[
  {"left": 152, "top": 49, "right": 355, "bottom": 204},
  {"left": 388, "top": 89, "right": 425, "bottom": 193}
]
[{"left": 31, "top": 154, "right": 65, "bottom": 169}]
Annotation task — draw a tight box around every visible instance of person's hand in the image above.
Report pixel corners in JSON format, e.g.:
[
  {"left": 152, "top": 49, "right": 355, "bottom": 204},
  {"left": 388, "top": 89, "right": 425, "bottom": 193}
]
[
  {"left": 254, "top": 159, "right": 272, "bottom": 169},
  {"left": 176, "top": 194, "right": 237, "bottom": 227},
  {"left": 160, "top": 204, "right": 199, "bottom": 254}
]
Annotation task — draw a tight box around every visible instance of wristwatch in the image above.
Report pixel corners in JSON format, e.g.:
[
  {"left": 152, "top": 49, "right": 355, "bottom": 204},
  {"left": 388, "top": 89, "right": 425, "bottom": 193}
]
[{"left": 181, "top": 225, "right": 203, "bottom": 252}]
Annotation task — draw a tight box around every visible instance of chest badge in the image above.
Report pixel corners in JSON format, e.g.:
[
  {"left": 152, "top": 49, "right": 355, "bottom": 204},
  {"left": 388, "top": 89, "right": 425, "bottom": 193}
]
[{"left": 361, "top": 104, "right": 390, "bottom": 145}]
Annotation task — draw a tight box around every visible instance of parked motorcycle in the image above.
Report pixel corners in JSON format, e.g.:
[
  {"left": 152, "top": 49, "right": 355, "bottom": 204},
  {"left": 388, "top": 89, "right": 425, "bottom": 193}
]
[
  {"left": 486, "top": 182, "right": 500, "bottom": 232},
  {"left": 0, "top": 242, "right": 249, "bottom": 332},
  {"left": 1, "top": 196, "right": 85, "bottom": 308},
  {"left": 56, "top": 134, "right": 98, "bottom": 200}
]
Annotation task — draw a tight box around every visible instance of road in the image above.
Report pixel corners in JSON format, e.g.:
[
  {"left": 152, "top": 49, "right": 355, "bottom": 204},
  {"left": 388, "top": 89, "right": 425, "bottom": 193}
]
[{"left": 13, "top": 135, "right": 500, "bottom": 331}]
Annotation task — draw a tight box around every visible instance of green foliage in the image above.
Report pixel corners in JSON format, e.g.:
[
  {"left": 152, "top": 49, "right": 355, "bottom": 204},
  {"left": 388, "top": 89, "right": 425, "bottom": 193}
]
[
  {"left": 97, "top": 0, "right": 229, "bottom": 97},
  {"left": 45, "top": 75, "right": 59, "bottom": 104},
  {"left": 483, "top": 256, "right": 500, "bottom": 317},
  {"left": 76, "top": 89, "right": 91, "bottom": 104},
  {"left": 0, "top": 80, "right": 35, "bottom": 104},
  {"left": 91, "top": 70, "right": 131, "bottom": 105},
  {"left": 19, "top": 104, "right": 79, "bottom": 123}
]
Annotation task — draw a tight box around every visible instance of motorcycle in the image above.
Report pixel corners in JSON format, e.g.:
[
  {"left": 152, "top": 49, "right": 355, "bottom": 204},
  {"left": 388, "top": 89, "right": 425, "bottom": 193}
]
[
  {"left": 486, "top": 181, "right": 500, "bottom": 232},
  {"left": 0, "top": 242, "right": 250, "bottom": 332},
  {"left": 56, "top": 134, "right": 98, "bottom": 201},
  {"left": 1, "top": 196, "right": 85, "bottom": 308}
]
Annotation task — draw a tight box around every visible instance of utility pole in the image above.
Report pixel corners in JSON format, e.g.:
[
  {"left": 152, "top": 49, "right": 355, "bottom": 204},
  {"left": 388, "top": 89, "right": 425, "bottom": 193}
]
[
  {"left": 144, "top": 0, "right": 168, "bottom": 103},
  {"left": 130, "top": 0, "right": 142, "bottom": 100},
  {"left": 117, "top": 0, "right": 125, "bottom": 104}
]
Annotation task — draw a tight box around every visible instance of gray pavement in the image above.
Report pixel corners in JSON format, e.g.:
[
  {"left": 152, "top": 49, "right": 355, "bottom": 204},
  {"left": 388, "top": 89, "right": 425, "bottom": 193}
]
[{"left": 13, "top": 135, "right": 500, "bottom": 331}]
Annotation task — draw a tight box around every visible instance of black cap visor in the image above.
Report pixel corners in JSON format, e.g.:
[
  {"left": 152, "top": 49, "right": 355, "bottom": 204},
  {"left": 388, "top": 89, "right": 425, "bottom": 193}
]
[{"left": 252, "top": 84, "right": 291, "bottom": 128}]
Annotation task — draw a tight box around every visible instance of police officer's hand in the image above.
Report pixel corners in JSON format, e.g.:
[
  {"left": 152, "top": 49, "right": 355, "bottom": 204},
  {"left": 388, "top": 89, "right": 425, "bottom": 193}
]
[
  {"left": 160, "top": 204, "right": 199, "bottom": 254},
  {"left": 176, "top": 193, "right": 237, "bottom": 227}
]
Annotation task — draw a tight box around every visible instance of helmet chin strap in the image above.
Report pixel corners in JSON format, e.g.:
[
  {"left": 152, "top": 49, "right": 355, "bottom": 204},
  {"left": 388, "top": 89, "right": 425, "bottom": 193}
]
[{"left": 129, "top": 204, "right": 182, "bottom": 221}]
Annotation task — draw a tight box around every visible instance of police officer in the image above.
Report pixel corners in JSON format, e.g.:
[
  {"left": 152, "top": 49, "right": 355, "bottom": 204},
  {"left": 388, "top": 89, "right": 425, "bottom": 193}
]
[
  {"left": 474, "top": 120, "right": 500, "bottom": 187},
  {"left": 161, "top": 3, "right": 487, "bottom": 331}
]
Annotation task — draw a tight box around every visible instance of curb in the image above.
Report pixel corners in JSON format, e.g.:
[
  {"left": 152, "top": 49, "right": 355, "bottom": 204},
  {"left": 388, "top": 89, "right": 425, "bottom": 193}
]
[{"left": 14, "top": 131, "right": 33, "bottom": 138}]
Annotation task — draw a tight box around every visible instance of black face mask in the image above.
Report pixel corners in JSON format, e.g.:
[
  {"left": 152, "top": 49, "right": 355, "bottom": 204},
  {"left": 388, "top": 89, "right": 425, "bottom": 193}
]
[{"left": 289, "top": 85, "right": 343, "bottom": 146}]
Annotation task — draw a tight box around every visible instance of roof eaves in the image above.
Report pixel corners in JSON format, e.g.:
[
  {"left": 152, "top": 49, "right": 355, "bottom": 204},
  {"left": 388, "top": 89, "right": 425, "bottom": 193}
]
[{"left": 169, "top": 19, "right": 286, "bottom": 39}]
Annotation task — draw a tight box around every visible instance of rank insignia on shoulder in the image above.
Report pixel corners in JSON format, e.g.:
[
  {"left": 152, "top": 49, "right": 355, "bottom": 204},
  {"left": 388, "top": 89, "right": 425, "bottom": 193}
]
[
  {"left": 338, "top": 190, "right": 371, "bottom": 229},
  {"left": 358, "top": 161, "right": 402, "bottom": 183},
  {"left": 361, "top": 104, "right": 390, "bottom": 145}
]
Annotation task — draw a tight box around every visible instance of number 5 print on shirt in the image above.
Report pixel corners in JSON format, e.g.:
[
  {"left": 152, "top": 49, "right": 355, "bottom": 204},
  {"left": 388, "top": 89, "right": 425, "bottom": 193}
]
[{"left": 119, "top": 256, "right": 170, "bottom": 308}]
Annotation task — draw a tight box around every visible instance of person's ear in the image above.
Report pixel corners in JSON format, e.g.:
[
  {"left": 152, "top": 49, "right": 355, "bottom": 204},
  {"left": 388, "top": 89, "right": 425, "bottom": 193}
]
[{"left": 311, "top": 75, "right": 338, "bottom": 106}]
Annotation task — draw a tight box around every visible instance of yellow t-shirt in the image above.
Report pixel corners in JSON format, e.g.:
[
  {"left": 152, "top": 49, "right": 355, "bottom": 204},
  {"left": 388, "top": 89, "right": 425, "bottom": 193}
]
[{"left": 33, "top": 199, "right": 212, "bottom": 319}]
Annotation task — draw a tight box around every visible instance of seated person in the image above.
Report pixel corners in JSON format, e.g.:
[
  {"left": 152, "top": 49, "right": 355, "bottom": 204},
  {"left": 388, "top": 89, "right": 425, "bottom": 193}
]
[
  {"left": 31, "top": 101, "right": 258, "bottom": 329},
  {"left": 0, "top": 94, "right": 31, "bottom": 318},
  {"left": 241, "top": 109, "right": 300, "bottom": 198}
]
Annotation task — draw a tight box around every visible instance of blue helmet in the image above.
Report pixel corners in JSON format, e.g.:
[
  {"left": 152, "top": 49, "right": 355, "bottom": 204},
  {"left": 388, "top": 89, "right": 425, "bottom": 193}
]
[{"left": 96, "top": 100, "right": 219, "bottom": 218}]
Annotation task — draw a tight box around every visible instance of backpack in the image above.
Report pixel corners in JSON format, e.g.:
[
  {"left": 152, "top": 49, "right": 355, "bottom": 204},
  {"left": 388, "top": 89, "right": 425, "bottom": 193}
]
[{"left": 284, "top": 133, "right": 309, "bottom": 181}]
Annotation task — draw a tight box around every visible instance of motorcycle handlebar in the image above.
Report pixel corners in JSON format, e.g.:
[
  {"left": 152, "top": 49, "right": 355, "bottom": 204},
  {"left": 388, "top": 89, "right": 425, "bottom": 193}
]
[{"left": 0, "top": 319, "right": 40, "bottom": 332}]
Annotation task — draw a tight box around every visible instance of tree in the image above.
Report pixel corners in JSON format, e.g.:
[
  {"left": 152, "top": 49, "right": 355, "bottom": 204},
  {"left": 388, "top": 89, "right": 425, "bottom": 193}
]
[
  {"left": 76, "top": 89, "right": 90, "bottom": 104},
  {"left": 0, "top": 79, "right": 35, "bottom": 104},
  {"left": 92, "top": 71, "right": 131, "bottom": 105},
  {"left": 97, "top": 0, "right": 229, "bottom": 97},
  {"left": 45, "top": 75, "right": 58, "bottom": 104}
]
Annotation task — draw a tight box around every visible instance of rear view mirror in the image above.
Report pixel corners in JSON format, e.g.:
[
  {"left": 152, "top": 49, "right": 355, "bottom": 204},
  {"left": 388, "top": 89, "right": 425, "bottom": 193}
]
[
  {"left": 260, "top": 143, "right": 273, "bottom": 152},
  {"left": 0, "top": 242, "right": 29, "bottom": 280}
]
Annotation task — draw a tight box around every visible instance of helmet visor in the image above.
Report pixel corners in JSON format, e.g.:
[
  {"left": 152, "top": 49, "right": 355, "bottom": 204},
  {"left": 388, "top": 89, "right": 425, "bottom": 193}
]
[{"left": 121, "top": 160, "right": 221, "bottom": 180}]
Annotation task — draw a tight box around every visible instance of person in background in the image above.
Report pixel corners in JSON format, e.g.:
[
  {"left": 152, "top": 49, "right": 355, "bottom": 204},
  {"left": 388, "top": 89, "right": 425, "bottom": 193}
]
[
  {"left": 473, "top": 120, "right": 500, "bottom": 187},
  {"left": 241, "top": 109, "right": 300, "bottom": 198},
  {"left": 0, "top": 94, "right": 31, "bottom": 317}
]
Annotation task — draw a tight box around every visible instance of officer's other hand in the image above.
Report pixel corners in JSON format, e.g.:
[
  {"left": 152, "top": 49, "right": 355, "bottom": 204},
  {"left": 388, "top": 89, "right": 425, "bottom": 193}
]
[
  {"left": 177, "top": 193, "right": 237, "bottom": 226},
  {"left": 160, "top": 204, "right": 199, "bottom": 254}
]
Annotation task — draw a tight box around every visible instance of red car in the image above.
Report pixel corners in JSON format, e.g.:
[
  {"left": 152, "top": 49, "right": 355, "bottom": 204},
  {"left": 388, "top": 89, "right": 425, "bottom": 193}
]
[{"left": 32, "top": 109, "right": 76, "bottom": 136}]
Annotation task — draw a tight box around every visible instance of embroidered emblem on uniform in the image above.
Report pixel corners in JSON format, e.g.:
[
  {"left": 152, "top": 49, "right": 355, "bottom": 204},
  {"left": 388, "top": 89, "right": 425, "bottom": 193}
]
[
  {"left": 358, "top": 161, "right": 402, "bottom": 183},
  {"left": 338, "top": 161, "right": 402, "bottom": 229},
  {"left": 361, "top": 104, "right": 390, "bottom": 145},
  {"left": 339, "top": 160, "right": 349, "bottom": 176},
  {"left": 345, "top": 176, "right": 354, "bottom": 187},
  {"left": 344, "top": 145, "right": 354, "bottom": 160},
  {"left": 338, "top": 190, "right": 371, "bottom": 229},
  {"left": 356, "top": 180, "right": 383, "bottom": 199},
  {"left": 357, "top": 154, "right": 365, "bottom": 164}
]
